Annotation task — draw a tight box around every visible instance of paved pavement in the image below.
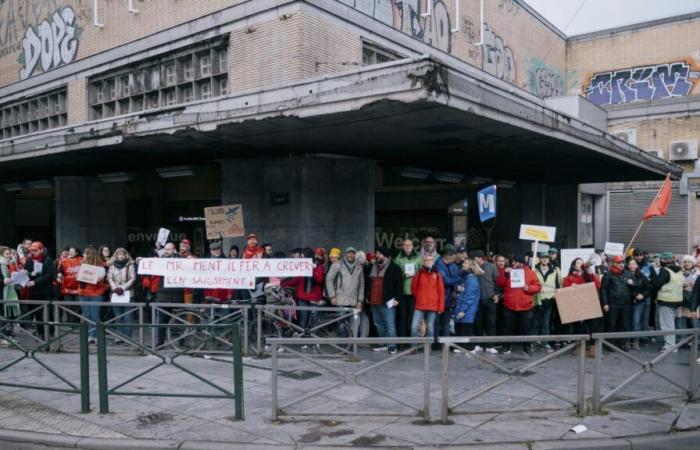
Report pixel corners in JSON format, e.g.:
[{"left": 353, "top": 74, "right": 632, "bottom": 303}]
[{"left": 0, "top": 334, "right": 699, "bottom": 449}]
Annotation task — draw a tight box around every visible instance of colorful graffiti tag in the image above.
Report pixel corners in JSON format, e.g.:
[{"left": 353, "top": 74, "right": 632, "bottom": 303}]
[
  {"left": 342, "top": 0, "right": 452, "bottom": 53},
  {"left": 583, "top": 61, "right": 700, "bottom": 106},
  {"left": 526, "top": 57, "right": 567, "bottom": 99}
]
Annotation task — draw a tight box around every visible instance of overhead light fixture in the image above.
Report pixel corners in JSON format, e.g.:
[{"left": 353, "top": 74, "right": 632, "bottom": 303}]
[
  {"left": 434, "top": 172, "right": 465, "bottom": 183},
  {"left": 497, "top": 180, "right": 516, "bottom": 189},
  {"left": 26, "top": 180, "right": 53, "bottom": 190},
  {"left": 400, "top": 167, "right": 431, "bottom": 180},
  {"left": 98, "top": 171, "right": 135, "bottom": 183},
  {"left": 468, "top": 176, "right": 492, "bottom": 185},
  {"left": 156, "top": 166, "right": 196, "bottom": 178},
  {"left": 1, "top": 183, "right": 23, "bottom": 192}
]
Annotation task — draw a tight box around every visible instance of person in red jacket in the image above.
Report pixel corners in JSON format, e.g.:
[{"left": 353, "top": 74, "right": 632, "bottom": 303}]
[
  {"left": 563, "top": 257, "right": 602, "bottom": 357},
  {"left": 410, "top": 255, "right": 445, "bottom": 338},
  {"left": 497, "top": 254, "right": 541, "bottom": 356},
  {"left": 203, "top": 242, "right": 232, "bottom": 304},
  {"left": 283, "top": 248, "right": 325, "bottom": 329}
]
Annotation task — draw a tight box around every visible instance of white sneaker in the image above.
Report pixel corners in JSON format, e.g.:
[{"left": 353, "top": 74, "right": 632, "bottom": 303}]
[
  {"left": 485, "top": 347, "right": 498, "bottom": 354},
  {"left": 468, "top": 345, "right": 484, "bottom": 355},
  {"left": 696, "top": 357, "right": 700, "bottom": 365},
  {"left": 452, "top": 347, "right": 466, "bottom": 354},
  {"left": 0, "top": 339, "right": 9, "bottom": 345},
  {"left": 502, "top": 349, "right": 512, "bottom": 355},
  {"left": 544, "top": 344, "right": 554, "bottom": 353},
  {"left": 372, "top": 345, "right": 389, "bottom": 352}
]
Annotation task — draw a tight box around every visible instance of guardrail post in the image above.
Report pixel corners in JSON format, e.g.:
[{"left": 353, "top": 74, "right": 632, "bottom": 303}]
[
  {"left": 150, "top": 304, "right": 156, "bottom": 351},
  {"left": 440, "top": 341, "right": 450, "bottom": 424},
  {"left": 256, "top": 306, "right": 263, "bottom": 356},
  {"left": 577, "top": 338, "right": 586, "bottom": 416},
  {"left": 54, "top": 303, "right": 60, "bottom": 343},
  {"left": 690, "top": 331, "right": 698, "bottom": 401},
  {"left": 42, "top": 303, "right": 49, "bottom": 345},
  {"left": 242, "top": 308, "right": 249, "bottom": 356},
  {"left": 232, "top": 322, "right": 244, "bottom": 421},
  {"left": 423, "top": 338, "right": 430, "bottom": 421},
  {"left": 592, "top": 337, "right": 602, "bottom": 414},
  {"left": 96, "top": 323, "right": 109, "bottom": 414},
  {"left": 79, "top": 321, "right": 90, "bottom": 413},
  {"left": 138, "top": 304, "right": 144, "bottom": 348},
  {"left": 271, "top": 341, "right": 278, "bottom": 421}
]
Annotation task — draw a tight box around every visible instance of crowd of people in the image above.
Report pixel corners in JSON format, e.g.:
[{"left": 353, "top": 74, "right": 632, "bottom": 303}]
[{"left": 1, "top": 234, "right": 699, "bottom": 361}]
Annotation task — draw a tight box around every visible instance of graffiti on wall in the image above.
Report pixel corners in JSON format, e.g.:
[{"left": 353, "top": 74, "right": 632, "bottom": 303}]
[
  {"left": 19, "top": 6, "right": 80, "bottom": 79},
  {"left": 497, "top": 0, "right": 519, "bottom": 16},
  {"left": 526, "top": 57, "right": 566, "bottom": 99},
  {"left": 342, "top": 0, "right": 452, "bottom": 52},
  {"left": 482, "top": 23, "right": 515, "bottom": 83},
  {"left": 583, "top": 61, "right": 700, "bottom": 106}
]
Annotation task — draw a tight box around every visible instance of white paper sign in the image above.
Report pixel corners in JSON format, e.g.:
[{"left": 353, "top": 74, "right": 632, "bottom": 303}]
[
  {"left": 510, "top": 269, "right": 525, "bottom": 288},
  {"left": 111, "top": 291, "right": 131, "bottom": 304},
  {"left": 604, "top": 242, "right": 625, "bottom": 256},
  {"left": 386, "top": 298, "right": 399, "bottom": 309},
  {"left": 156, "top": 228, "right": 170, "bottom": 246},
  {"left": 404, "top": 263, "right": 416, "bottom": 276},
  {"left": 561, "top": 248, "right": 597, "bottom": 277},
  {"left": 10, "top": 270, "right": 29, "bottom": 287},
  {"left": 76, "top": 264, "right": 106, "bottom": 284},
  {"left": 32, "top": 261, "right": 43, "bottom": 274},
  {"left": 519, "top": 224, "right": 557, "bottom": 242}
]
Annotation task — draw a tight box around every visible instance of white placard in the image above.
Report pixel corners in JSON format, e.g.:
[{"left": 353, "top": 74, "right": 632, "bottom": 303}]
[
  {"left": 76, "top": 264, "right": 106, "bottom": 284},
  {"left": 156, "top": 228, "right": 170, "bottom": 246},
  {"left": 386, "top": 298, "right": 399, "bottom": 309},
  {"left": 604, "top": 242, "right": 625, "bottom": 256},
  {"left": 510, "top": 269, "right": 525, "bottom": 288},
  {"left": 10, "top": 270, "right": 29, "bottom": 287},
  {"left": 32, "top": 261, "right": 43, "bottom": 274},
  {"left": 519, "top": 224, "right": 557, "bottom": 242},
  {"left": 561, "top": 248, "right": 597, "bottom": 277},
  {"left": 111, "top": 291, "right": 131, "bottom": 304},
  {"left": 404, "top": 263, "right": 416, "bottom": 276}
]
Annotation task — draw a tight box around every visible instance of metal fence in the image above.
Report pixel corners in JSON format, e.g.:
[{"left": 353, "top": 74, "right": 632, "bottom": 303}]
[{"left": 268, "top": 337, "right": 432, "bottom": 421}]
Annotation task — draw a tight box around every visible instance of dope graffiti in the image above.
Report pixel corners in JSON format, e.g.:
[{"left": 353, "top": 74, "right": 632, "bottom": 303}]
[
  {"left": 344, "top": 0, "right": 452, "bottom": 53},
  {"left": 19, "top": 6, "right": 78, "bottom": 80},
  {"left": 583, "top": 61, "right": 700, "bottom": 106},
  {"left": 482, "top": 23, "right": 515, "bottom": 83}
]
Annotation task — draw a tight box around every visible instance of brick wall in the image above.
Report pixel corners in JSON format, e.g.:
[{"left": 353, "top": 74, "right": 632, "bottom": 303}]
[{"left": 608, "top": 116, "right": 700, "bottom": 161}]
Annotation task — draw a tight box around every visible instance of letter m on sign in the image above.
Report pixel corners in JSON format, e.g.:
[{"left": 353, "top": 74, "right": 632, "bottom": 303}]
[{"left": 477, "top": 185, "right": 497, "bottom": 222}]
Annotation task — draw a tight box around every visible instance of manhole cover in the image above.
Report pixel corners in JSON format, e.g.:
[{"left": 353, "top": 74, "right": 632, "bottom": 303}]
[
  {"left": 137, "top": 412, "right": 174, "bottom": 426},
  {"left": 608, "top": 398, "right": 673, "bottom": 415},
  {"left": 280, "top": 369, "right": 323, "bottom": 380}
]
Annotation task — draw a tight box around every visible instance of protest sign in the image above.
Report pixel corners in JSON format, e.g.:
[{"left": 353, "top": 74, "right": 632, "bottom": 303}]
[
  {"left": 604, "top": 242, "right": 625, "bottom": 256},
  {"left": 138, "top": 258, "right": 313, "bottom": 290},
  {"left": 554, "top": 282, "right": 603, "bottom": 324},
  {"left": 204, "top": 204, "right": 244, "bottom": 239},
  {"left": 111, "top": 291, "right": 131, "bottom": 304},
  {"left": 519, "top": 224, "right": 556, "bottom": 242},
  {"left": 32, "top": 261, "right": 43, "bottom": 274},
  {"left": 76, "top": 264, "right": 106, "bottom": 284},
  {"left": 510, "top": 269, "right": 525, "bottom": 288},
  {"left": 561, "top": 248, "right": 597, "bottom": 277},
  {"left": 10, "top": 270, "right": 29, "bottom": 287},
  {"left": 157, "top": 228, "right": 170, "bottom": 246},
  {"left": 404, "top": 263, "right": 416, "bottom": 276}
]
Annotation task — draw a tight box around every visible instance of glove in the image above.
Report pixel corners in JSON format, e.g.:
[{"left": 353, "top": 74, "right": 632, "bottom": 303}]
[{"left": 114, "top": 287, "right": 124, "bottom": 296}]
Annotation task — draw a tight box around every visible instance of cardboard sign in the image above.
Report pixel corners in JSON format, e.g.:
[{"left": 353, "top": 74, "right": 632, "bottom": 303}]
[
  {"left": 204, "top": 204, "right": 245, "bottom": 239},
  {"left": 554, "top": 282, "right": 603, "bottom": 324},
  {"left": 604, "top": 242, "right": 625, "bottom": 256},
  {"left": 404, "top": 263, "right": 416, "bottom": 277},
  {"left": 561, "top": 248, "right": 597, "bottom": 277},
  {"left": 156, "top": 228, "right": 170, "bottom": 246},
  {"left": 510, "top": 269, "right": 525, "bottom": 288},
  {"left": 519, "top": 224, "right": 556, "bottom": 242},
  {"left": 76, "top": 264, "right": 106, "bottom": 284}
]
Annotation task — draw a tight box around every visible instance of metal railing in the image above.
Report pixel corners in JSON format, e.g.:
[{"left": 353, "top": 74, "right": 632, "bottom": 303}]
[
  {"left": 269, "top": 337, "right": 432, "bottom": 421},
  {"left": 0, "top": 319, "right": 90, "bottom": 412},
  {"left": 438, "top": 335, "right": 588, "bottom": 423},
  {"left": 591, "top": 328, "right": 699, "bottom": 413},
  {"left": 96, "top": 321, "right": 244, "bottom": 420}
]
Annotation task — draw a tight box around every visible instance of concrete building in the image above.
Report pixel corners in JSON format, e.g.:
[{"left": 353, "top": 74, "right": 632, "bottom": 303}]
[{"left": 0, "top": 0, "right": 684, "bottom": 257}]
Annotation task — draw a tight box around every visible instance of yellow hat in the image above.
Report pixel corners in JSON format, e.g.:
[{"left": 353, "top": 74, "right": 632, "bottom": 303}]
[{"left": 329, "top": 248, "right": 341, "bottom": 258}]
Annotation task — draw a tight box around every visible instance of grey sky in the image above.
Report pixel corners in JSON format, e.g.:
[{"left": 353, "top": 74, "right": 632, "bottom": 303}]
[{"left": 523, "top": 0, "right": 700, "bottom": 36}]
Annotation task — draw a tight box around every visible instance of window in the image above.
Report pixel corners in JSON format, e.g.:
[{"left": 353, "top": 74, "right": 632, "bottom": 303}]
[
  {"left": 0, "top": 87, "right": 67, "bottom": 139},
  {"left": 362, "top": 42, "right": 401, "bottom": 66},
  {"left": 87, "top": 36, "right": 230, "bottom": 120}
]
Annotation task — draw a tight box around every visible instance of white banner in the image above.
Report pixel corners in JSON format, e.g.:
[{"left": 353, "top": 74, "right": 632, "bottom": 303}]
[
  {"left": 138, "top": 258, "right": 313, "bottom": 289},
  {"left": 604, "top": 242, "right": 625, "bottom": 256}
]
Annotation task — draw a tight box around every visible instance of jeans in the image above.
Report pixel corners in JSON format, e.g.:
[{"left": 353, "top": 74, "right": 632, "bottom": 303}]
[
  {"left": 502, "top": 308, "right": 534, "bottom": 352},
  {"left": 396, "top": 294, "right": 415, "bottom": 337},
  {"left": 79, "top": 295, "right": 103, "bottom": 338},
  {"left": 658, "top": 305, "right": 677, "bottom": 350},
  {"left": 371, "top": 305, "right": 397, "bottom": 351},
  {"left": 632, "top": 298, "right": 651, "bottom": 345},
  {"left": 411, "top": 310, "right": 438, "bottom": 338},
  {"left": 534, "top": 299, "right": 554, "bottom": 344},
  {"left": 297, "top": 300, "right": 311, "bottom": 330},
  {"left": 112, "top": 305, "right": 133, "bottom": 338},
  {"left": 438, "top": 307, "right": 452, "bottom": 338}
]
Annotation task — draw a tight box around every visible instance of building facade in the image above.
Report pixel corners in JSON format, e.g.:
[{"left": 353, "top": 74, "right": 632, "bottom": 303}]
[{"left": 0, "top": 0, "right": 683, "bottom": 256}]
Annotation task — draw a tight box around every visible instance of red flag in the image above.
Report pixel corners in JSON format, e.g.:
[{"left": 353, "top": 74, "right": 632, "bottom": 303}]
[{"left": 642, "top": 174, "right": 672, "bottom": 221}]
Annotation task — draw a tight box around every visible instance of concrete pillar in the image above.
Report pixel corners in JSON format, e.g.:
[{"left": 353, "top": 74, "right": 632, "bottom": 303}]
[
  {"left": 54, "top": 177, "right": 127, "bottom": 250},
  {"left": 221, "top": 156, "right": 375, "bottom": 254},
  {"left": 0, "top": 190, "right": 16, "bottom": 245}
]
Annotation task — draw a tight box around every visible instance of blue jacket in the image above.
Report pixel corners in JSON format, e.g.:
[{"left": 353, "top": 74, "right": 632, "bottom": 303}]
[
  {"left": 435, "top": 258, "right": 461, "bottom": 308},
  {"left": 453, "top": 272, "right": 480, "bottom": 324}
]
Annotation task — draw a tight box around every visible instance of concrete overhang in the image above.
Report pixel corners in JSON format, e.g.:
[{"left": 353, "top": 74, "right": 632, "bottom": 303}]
[{"left": 0, "top": 56, "right": 681, "bottom": 184}]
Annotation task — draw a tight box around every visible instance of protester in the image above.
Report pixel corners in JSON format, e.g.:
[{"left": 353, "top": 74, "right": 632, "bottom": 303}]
[
  {"left": 229, "top": 245, "right": 240, "bottom": 259},
  {"left": 435, "top": 249, "right": 462, "bottom": 344},
  {"left": 395, "top": 239, "right": 421, "bottom": 339},
  {"left": 365, "top": 247, "right": 403, "bottom": 353},
  {"left": 58, "top": 247, "right": 83, "bottom": 322},
  {"left": 600, "top": 255, "right": 634, "bottom": 350},
  {"left": 627, "top": 257, "right": 651, "bottom": 350},
  {"left": 650, "top": 252, "right": 683, "bottom": 352},
  {"left": 24, "top": 241, "right": 55, "bottom": 332},
  {"left": 548, "top": 248, "right": 560, "bottom": 268},
  {"left": 411, "top": 255, "right": 444, "bottom": 339},
  {"left": 16, "top": 239, "right": 32, "bottom": 262},
  {"left": 283, "top": 247, "right": 325, "bottom": 329},
  {"left": 78, "top": 245, "right": 107, "bottom": 343},
  {"left": 452, "top": 258, "right": 484, "bottom": 354},
  {"left": 420, "top": 236, "right": 440, "bottom": 261},
  {"left": 677, "top": 255, "right": 699, "bottom": 330},
  {"left": 533, "top": 252, "right": 561, "bottom": 353},
  {"left": 154, "top": 243, "right": 184, "bottom": 347},
  {"left": 263, "top": 243, "right": 274, "bottom": 258},
  {"left": 325, "top": 247, "right": 364, "bottom": 310},
  {"left": 243, "top": 234, "right": 264, "bottom": 259},
  {"left": 497, "top": 254, "right": 541, "bottom": 356},
  {"left": 107, "top": 248, "right": 136, "bottom": 343},
  {"left": 328, "top": 248, "right": 341, "bottom": 265},
  {"left": 0, "top": 246, "right": 20, "bottom": 343},
  {"left": 202, "top": 242, "right": 232, "bottom": 304},
  {"left": 472, "top": 250, "right": 500, "bottom": 354}
]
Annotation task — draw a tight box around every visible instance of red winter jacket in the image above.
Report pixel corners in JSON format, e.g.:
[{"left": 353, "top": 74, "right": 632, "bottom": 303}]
[
  {"left": 411, "top": 267, "right": 445, "bottom": 313},
  {"left": 497, "top": 266, "right": 541, "bottom": 312},
  {"left": 563, "top": 271, "right": 601, "bottom": 289},
  {"left": 282, "top": 263, "right": 325, "bottom": 302}
]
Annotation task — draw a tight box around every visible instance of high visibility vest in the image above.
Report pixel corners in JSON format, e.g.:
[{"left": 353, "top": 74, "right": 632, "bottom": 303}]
[{"left": 657, "top": 268, "right": 683, "bottom": 303}]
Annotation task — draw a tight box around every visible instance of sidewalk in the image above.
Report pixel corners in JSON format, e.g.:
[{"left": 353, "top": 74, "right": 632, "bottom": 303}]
[{"left": 0, "top": 342, "right": 698, "bottom": 448}]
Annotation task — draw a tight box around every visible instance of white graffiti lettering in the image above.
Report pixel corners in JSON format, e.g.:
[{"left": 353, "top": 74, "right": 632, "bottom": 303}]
[
  {"left": 482, "top": 23, "right": 516, "bottom": 83},
  {"left": 19, "top": 6, "right": 78, "bottom": 80}
]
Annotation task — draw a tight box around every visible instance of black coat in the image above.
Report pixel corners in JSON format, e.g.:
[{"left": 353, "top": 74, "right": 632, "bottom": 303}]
[
  {"left": 25, "top": 255, "right": 55, "bottom": 300},
  {"left": 365, "top": 261, "right": 404, "bottom": 306},
  {"left": 600, "top": 269, "right": 634, "bottom": 308},
  {"left": 630, "top": 269, "right": 651, "bottom": 303}
]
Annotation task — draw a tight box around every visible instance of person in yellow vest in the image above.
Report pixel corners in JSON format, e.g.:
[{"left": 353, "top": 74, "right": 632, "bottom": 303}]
[
  {"left": 649, "top": 252, "right": 683, "bottom": 353},
  {"left": 534, "top": 252, "right": 562, "bottom": 353}
]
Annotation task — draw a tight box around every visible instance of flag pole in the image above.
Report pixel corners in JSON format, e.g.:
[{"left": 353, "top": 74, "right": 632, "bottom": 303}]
[
  {"left": 625, "top": 172, "right": 671, "bottom": 255},
  {"left": 625, "top": 220, "right": 646, "bottom": 255}
]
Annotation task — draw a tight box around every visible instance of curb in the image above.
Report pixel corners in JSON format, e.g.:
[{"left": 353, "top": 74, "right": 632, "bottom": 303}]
[{"left": 1, "top": 429, "right": 700, "bottom": 450}]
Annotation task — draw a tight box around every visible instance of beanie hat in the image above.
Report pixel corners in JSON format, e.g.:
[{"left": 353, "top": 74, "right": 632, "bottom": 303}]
[
  {"left": 375, "top": 246, "right": 392, "bottom": 258},
  {"left": 329, "top": 248, "right": 341, "bottom": 258}
]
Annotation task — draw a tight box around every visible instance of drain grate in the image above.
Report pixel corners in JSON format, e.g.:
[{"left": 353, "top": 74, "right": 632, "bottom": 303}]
[
  {"left": 137, "top": 412, "right": 174, "bottom": 427},
  {"left": 280, "top": 369, "right": 323, "bottom": 380}
]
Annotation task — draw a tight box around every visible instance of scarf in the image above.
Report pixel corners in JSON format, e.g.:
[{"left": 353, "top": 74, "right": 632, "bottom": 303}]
[
  {"left": 31, "top": 251, "right": 43, "bottom": 262},
  {"left": 342, "top": 257, "right": 356, "bottom": 275},
  {"left": 610, "top": 264, "right": 624, "bottom": 275},
  {"left": 113, "top": 259, "right": 127, "bottom": 270},
  {"left": 370, "top": 257, "right": 391, "bottom": 278}
]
